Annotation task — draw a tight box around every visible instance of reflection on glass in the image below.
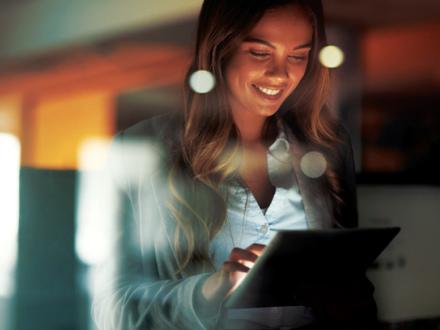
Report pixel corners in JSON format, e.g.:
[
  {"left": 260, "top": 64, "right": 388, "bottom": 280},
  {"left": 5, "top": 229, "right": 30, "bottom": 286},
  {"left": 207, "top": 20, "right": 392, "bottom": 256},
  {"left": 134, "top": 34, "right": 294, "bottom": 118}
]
[
  {"left": 76, "top": 138, "right": 115, "bottom": 330},
  {"left": 0, "top": 133, "right": 20, "bottom": 330},
  {"left": 76, "top": 138, "right": 114, "bottom": 266}
]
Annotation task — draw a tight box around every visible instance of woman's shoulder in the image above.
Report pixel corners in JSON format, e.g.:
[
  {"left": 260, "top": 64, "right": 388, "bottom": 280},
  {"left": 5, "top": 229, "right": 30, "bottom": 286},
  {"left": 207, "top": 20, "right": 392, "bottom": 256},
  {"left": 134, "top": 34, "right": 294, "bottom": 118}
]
[
  {"left": 118, "top": 113, "right": 180, "bottom": 142},
  {"left": 335, "top": 121, "right": 353, "bottom": 145},
  {"left": 114, "top": 113, "right": 181, "bottom": 158},
  {"left": 108, "top": 113, "right": 181, "bottom": 180}
]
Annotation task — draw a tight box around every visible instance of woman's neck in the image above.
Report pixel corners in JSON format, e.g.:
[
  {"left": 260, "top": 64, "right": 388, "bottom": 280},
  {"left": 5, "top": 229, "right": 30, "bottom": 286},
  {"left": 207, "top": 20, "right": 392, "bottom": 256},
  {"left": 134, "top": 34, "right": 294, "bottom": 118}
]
[{"left": 233, "top": 112, "right": 267, "bottom": 146}]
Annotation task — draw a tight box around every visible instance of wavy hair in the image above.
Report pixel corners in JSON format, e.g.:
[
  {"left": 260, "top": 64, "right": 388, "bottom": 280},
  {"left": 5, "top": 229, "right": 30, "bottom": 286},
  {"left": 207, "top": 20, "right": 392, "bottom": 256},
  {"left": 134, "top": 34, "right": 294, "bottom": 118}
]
[{"left": 168, "top": 0, "right": 344, "bottom": 274}]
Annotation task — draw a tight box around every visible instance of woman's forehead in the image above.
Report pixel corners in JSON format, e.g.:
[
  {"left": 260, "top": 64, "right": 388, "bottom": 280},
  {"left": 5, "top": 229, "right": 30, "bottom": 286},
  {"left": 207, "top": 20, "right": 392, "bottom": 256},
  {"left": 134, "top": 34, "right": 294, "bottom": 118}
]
[{"left": 245, "top": 5, "right": 313, "bottom": 46}]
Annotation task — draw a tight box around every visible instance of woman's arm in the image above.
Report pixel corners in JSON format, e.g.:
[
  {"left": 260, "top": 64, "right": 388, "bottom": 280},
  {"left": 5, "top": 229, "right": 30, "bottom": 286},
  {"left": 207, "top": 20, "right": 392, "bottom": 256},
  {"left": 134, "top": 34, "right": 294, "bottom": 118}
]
[{"left": 91, "top": 124, "right": 229, "bottom": 330}]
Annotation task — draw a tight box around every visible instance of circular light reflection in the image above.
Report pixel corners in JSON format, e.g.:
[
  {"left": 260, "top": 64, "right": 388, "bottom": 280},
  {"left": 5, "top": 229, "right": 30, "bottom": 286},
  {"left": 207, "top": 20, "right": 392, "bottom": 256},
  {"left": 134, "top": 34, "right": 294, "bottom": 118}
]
[
  {"left": 319, "top": 46, "right": 344, "bottom": 68},
  {"left": 189, "top": 70, "right": 215, "bottom": 94},
  {"left": 300, "top": 151, "right": 327, "bottom": 178}
]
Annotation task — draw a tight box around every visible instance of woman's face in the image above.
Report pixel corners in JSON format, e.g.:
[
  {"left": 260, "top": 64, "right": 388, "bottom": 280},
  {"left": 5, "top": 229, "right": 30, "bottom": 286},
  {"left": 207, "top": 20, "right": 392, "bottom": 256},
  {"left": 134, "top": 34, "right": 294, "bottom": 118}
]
[{"left": 224, "top": 4, "right": 313, "bottom": 120}]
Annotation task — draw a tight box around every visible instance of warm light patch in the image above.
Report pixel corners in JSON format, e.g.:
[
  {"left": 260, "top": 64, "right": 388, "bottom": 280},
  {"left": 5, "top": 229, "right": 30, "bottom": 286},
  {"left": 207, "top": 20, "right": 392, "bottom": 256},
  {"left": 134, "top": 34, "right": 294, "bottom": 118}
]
[
  {"left": 0, "top": 95, "right": 22, "bottom": 137},
  {"left": 30, "top": 91, "right": 114, "bottom": 169}
]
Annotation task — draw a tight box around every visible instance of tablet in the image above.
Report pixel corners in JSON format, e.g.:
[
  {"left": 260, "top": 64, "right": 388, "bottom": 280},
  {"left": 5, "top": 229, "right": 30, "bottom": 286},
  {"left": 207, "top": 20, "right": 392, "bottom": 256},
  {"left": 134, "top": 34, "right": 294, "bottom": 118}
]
[{"left": 225, "top": 227, "right": 400, "bottom": 309}]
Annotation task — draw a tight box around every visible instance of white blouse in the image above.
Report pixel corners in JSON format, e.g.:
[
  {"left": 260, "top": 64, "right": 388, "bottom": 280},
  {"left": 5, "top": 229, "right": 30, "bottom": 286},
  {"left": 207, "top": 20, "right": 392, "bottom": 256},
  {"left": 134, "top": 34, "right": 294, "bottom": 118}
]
[{"left": 209, "top": 125, "right": 316, "bottom": 329}]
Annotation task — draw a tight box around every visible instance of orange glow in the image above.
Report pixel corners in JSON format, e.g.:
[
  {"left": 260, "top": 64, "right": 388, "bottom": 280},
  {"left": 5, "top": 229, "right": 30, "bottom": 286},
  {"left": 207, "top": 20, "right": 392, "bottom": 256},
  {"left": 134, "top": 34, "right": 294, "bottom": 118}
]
[
  {"left": 28, "top": 91, "right": 114, "bottom": 169},
  {"left": 0, "top": 45, "right": 191, "bottom": 97},
  {"left": 362, "top": 20, "right": 440, "bottom": 93},
  {"left": 0, "top": 43, "right": 191, "bottom": 170}
]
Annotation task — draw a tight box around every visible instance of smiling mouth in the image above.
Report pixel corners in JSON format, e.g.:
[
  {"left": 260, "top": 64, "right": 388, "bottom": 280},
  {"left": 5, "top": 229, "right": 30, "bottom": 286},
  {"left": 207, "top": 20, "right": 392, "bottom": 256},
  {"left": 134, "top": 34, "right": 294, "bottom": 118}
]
[{"left": 254, "top": 85, "right": 282, "bottom": 96}]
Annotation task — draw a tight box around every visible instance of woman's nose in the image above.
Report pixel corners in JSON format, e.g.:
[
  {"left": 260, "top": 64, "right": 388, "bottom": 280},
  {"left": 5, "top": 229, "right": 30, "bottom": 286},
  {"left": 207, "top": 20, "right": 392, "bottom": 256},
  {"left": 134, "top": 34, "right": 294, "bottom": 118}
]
[{"left": 265, "top": 59, "right": 289, "bottom": 81}]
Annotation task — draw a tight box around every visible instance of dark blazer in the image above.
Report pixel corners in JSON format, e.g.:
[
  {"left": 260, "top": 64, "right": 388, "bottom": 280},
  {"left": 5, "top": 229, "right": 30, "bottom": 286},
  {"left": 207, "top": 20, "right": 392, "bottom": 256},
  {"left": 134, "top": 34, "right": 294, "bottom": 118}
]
[{"left": 92, "top": 114, "right": 362, "bottom": 330}]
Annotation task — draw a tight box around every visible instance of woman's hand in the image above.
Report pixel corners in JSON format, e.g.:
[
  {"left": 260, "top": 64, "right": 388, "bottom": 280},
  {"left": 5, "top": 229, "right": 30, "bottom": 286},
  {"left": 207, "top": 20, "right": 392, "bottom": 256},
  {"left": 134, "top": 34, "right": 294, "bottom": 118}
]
[{"left": 201, "top": 243, "right": 265, "bottom": 307}]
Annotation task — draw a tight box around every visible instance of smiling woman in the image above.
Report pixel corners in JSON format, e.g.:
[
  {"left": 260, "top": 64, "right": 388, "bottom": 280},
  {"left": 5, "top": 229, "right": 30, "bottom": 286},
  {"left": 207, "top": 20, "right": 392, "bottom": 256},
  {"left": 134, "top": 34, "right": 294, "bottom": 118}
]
[
  {"left": 225, "top": 4, "right": 312, "bottom": 120},
  {"left": 224, "top": 4, "right": 314, "bottom": 210},
  {"left": 92, "top": 1, "right": 377, "bottom": 329}
]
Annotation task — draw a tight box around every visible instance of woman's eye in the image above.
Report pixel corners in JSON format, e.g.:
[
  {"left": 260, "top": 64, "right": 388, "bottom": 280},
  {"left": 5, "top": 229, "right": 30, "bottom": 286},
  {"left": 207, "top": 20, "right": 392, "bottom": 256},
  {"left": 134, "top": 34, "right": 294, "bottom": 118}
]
[
  {"left": 289, "top": 54, "right": 308, "bottom": 61},
  {"left": 249, "top": 51, "right": 270, "bottom": 58}
]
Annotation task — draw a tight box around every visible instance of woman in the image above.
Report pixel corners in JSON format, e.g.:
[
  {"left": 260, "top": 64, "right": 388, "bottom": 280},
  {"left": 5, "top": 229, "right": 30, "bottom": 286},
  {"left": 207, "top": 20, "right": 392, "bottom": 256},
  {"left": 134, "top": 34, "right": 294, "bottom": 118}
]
[{"left": 93, "top": 0, "right": 377, "bottom": 329}]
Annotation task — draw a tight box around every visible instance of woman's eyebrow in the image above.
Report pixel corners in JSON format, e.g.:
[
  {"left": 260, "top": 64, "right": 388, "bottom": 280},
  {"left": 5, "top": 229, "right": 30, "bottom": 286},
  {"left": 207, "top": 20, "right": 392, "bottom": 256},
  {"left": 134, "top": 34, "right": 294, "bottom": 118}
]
[
  {"left": 243, "top": 38, "right": 312, "bottom": 51},
  {"left": 243, "top": 37, "right": 276, "bottom": 49},
  {"left": 293, "top": 43, "right": 312, "bottom": 50}
]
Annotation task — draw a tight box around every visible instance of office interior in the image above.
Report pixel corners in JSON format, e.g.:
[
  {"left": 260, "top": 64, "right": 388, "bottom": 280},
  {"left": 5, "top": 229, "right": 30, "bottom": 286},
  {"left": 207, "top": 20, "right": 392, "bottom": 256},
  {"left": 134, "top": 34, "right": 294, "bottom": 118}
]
[{"left": 0, "top": 0, "right": 439, "bottom": 329}]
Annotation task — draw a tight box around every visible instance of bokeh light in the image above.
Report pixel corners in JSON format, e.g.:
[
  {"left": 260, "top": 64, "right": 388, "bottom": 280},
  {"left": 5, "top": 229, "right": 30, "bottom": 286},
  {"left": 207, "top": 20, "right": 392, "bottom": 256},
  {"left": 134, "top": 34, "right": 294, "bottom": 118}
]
[
  {"left": 300, "top": 151, "right": 327, "bottom": 178},
  {"left": 189, "top": 70, "right": 215, "bottom": 94},
  {"left": 319, "top": 45, "right": 344, "bottom": 68}
]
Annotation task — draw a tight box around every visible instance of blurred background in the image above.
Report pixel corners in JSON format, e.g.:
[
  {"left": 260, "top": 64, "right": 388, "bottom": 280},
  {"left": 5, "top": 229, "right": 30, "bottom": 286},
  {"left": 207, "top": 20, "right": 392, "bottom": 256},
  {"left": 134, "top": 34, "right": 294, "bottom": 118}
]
[{"left": 0, "top": 0, "right": 439, "bottom": 329}]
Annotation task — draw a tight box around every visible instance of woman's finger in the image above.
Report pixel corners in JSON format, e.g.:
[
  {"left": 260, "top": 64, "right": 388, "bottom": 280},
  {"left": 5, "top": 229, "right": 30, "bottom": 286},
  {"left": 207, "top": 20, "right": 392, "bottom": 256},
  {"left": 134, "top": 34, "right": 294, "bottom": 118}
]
[
  {"left": 222, "top": 261, "right": 249, "bottom": 274},
  {"left": 228, "top": 247, "right": 258, "bottom": 264},
  {"left": 246, "top": 243, "right": 266, "bottom": 256},
  {"left": 222, "top": 261, "right": 250, "bottom": 299}
]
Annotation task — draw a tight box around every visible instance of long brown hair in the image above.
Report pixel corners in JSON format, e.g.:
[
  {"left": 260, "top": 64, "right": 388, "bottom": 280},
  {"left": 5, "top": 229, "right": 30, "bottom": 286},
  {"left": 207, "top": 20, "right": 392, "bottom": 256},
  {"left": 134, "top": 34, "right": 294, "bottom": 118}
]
[{"left": 168, "top": 0, "right": 343, "bottom": 274}]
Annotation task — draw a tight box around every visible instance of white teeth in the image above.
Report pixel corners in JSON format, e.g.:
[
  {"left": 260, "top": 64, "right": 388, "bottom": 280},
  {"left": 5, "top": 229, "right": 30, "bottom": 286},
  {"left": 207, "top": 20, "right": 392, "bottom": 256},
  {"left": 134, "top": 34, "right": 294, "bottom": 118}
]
[{"left": 257, "top": 86, "right": 281, "bottom": 95}]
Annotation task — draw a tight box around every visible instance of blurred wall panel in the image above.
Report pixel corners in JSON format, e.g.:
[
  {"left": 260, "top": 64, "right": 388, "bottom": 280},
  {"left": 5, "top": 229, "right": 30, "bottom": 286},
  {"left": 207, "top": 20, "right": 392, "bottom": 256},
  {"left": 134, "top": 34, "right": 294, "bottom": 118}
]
[{"left": 15, "top": 168, "right": 78, "bottom": 330}]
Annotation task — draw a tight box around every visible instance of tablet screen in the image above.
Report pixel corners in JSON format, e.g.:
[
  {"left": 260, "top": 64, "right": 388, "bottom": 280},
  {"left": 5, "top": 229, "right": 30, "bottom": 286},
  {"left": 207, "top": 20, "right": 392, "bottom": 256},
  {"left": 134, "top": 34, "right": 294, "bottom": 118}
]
[{"left": 225, "top": 227, "right": 400, "bottom": 309}]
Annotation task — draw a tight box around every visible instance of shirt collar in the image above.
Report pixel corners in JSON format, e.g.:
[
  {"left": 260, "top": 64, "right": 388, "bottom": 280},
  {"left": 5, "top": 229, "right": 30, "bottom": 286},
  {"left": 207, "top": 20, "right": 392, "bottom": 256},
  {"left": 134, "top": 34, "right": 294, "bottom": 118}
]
[{"left": 268, "top": 119, "right": 290, "bottom": 154}]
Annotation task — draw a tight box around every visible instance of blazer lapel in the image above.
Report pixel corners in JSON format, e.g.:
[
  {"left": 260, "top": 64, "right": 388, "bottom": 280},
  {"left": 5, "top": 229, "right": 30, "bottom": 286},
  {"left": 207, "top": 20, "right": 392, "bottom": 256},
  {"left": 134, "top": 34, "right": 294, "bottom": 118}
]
[{"left": 288, "top": 134, "right": 333, "bottom": 229}]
